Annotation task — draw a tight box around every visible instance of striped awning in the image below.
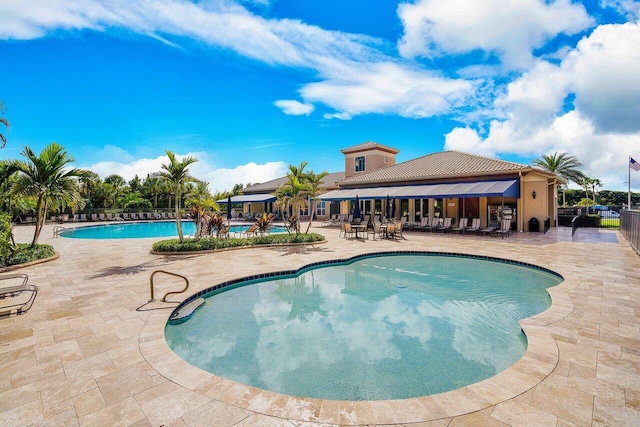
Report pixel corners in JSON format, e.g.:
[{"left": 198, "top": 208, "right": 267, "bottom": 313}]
[
  {"left": 217, "top": 193, "right": 276, "bottom": 203},
  {"left": 320, "top": 180, "right": 520, "bottom": 201}
]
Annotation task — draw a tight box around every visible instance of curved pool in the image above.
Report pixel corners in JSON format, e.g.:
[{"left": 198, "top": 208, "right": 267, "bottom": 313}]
[
  {"left": 165, "top": 252, "right": 563, "bottom": 401},
  {"left": 58, "top": 221, "right": 286, "bottom": 239}
]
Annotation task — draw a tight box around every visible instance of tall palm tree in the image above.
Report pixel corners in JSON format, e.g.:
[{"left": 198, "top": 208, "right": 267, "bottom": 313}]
[
  {"left": 532, "top": 152, "right": 585, "bottom": 184},
  {"left": 0, "top": 161, "right": 19, "bottom": 212},
  {"left": 0, "top": 100, "right": 9, "bottom": 149},
  {"left": 159, "top": 150, "right": 197, "bottom": 242},
  {"left": 589, "top": 178, "right": 602, "bottom": 209},
  {"left": 104, "top": 174, "right": 128, "bottom": 208},
  {"left": 304, "top": 170, "right": 328, "bottom": 234},
  {"left": 10, "top": 143, "right": 89, "bottom": 245}
]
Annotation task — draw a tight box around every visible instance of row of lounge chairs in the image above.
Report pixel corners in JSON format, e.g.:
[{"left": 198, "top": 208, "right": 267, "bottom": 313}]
[
  {"left": 49, "top": 212, "right": 182, "bottom": 223},
  {"left": 412, "top": 217, "right": 512, "bottom": 237}
]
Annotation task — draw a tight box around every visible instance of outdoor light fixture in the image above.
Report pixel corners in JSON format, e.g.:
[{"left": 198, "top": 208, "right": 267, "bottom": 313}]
[{"left": 532, "top": 191, "right": 537, "bottom": 199}]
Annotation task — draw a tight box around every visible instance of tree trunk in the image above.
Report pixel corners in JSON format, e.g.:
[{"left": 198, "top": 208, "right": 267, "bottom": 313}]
[
  {"left": 31, "top": 197, "right": 46, "bottom": 246},
  {"left": 305, "top": 200, "right": 315, "bottom": 234},
  {"left": 175, "top": 186, "right": 183, "bottom": 242}
]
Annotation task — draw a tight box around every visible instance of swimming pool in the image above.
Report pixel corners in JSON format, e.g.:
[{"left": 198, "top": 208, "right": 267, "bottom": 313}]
[
  {"left": 58, "top": 221, "right": 286, "bottom": 239},
  {"left": 165, "top": 252, "right": 563, "bottom": 401}
]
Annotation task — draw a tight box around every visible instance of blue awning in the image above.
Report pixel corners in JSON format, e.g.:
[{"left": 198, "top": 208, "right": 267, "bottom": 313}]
[
  {"left": 217, "top": 193, "right": 276, "bottom": 203},
  {"left": 320, "top": 180, "right": 520, "bottom": 201}
]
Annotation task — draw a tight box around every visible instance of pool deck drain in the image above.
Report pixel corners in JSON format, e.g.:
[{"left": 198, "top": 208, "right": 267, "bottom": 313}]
[{"left": 1, "top": 223, "right": 639, "bottom": 426}]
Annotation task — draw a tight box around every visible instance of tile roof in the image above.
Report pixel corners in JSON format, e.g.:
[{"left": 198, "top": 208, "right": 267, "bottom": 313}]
[
  {"left": 243, "top": 171, "right": 345, "bottom": 194},
  {"left": 338, "top": 151, "right": 532, "bottom": 186},
  {"left": 340, "top": 141, "right": 399, "bottom": 154}
]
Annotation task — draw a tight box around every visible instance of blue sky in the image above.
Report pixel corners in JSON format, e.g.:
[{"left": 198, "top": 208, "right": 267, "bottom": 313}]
[{"left": 1, "top": 0, "right": 639, "bottom": 193}]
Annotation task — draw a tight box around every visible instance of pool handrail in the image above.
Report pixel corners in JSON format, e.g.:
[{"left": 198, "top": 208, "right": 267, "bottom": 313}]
[{"left": 149, "top": 270, "right": 190, "bottom": 302}]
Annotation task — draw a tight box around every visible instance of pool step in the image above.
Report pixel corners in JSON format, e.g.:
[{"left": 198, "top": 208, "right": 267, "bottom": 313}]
[{"left": 170, "top": 298, "right": 205, "bottom": 321}]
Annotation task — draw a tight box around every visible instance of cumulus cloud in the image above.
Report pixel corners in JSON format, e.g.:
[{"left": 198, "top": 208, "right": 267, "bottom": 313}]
[
  {"left": 83, "top": 149, "right": 287, "bottom": 193},
  {"left": 274, "top": 100, "right": 314, "bottom": 116},
  {"left": 397, "top": 0, "right": 593, "bottom": 69}
]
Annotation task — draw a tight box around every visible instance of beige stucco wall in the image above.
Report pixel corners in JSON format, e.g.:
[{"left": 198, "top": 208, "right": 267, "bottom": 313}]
[
  {"left": 522, "top": 175, "right": 549, "bottom": 232},
  {"left": 344, "top": 149, "right": 396, "bottom": 178}
]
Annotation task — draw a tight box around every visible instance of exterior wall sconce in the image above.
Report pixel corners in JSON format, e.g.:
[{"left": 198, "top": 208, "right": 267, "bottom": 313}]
[{"left": 532, "top": 191, "right": 537, "bottom": 199}]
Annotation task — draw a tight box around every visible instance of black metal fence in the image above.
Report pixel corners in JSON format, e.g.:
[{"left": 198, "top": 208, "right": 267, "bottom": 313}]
[
  {"left": 558, "top": 207, "right": 620, "bottom": 229},
  {"left": 621, "top": 210, "right": 640, "bottom": 255}
]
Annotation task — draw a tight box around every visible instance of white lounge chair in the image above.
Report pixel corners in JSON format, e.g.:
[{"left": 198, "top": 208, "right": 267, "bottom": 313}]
[{"left": 0, "top": 274, "right": 38, "bottom": 317}]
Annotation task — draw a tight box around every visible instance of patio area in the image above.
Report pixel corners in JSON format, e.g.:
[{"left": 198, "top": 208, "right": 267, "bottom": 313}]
[{"left": 1, "top": 223, "right": 639, "bottom": 426}]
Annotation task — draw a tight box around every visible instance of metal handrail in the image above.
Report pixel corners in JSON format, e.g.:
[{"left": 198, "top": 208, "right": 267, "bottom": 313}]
[
  {"left": 571, "top": 215, "right": 580, "bottom": 237},
  {"left": 149, "top": 270, "right": 190, "bottom": 302},
  {"left": 53, "top": 225, "right": 68, "bottom": 237}
]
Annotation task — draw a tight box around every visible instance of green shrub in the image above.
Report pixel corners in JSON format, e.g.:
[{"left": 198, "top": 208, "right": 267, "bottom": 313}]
[
  {"left": 152, "top": 233, "right": 325, "bottom": 252},
  {"left": 3, "top": 243, "right": 55, "bottom": 267},
  {"left": 0, "top": 212, "right": 13, "bottom": 264}
]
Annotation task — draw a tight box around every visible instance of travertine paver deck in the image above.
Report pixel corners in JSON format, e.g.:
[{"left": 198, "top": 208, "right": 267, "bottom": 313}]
[{"left": 1, "top": 222, "right": 639, "bottom": 426}]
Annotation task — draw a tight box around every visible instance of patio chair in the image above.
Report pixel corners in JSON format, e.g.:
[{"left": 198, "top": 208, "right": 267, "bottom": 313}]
[
  {"left": 436, "top": 217, "right": 453, "bottom": 232},
  {"left": 339, "top": 220, "right": 346, "bottom": 238},
  {"left": 130, "top": 213, "right": 139, "bottom": 220},
  {"left": 394, "top": 221, "right": 405, "bottom": 239},
  {"left": 0, "top": 274, "right": 38, "bottom": 317},
  {"left": 343, "top": 222, "right": 355, "bottom": 239},
  {"left": 80, "top": 214, "right": 87, "bottom": 222},
  {"left": 122, "top": 213, "right": 130, "bottom": 220},
  {"left": 451, "top": 218, "right": 468, "bottom": 234},
  {"left": 466, "top": 218, "right": 481, "bottom": 233},
  {"left": 367, "top": 221, "right": 382, "bottom": 240},
  {"left": 99, "top": 213, "right": 107, "bottom": 221},
  {"left": 385, "top": 222, "right": 396, "bottom": 238}
]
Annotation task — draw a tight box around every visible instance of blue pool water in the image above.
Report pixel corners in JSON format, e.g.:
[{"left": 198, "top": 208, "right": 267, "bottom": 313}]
[
  {"left": 59, "top": 221, "right": 286, "bottom": 239},
  {"left": 165, "top": 253, "right": 563, "bottom": 400}
]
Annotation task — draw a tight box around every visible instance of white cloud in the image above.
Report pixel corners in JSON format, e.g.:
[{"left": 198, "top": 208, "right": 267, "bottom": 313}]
[
  {"left": 397, "top": 0, "right": 593, "bottom": 69},
  {"left": 0, "top": 0, "right": 474, "bottom": 120},
  {"left": 274, "top": 100, "right": 314, "bottom": 116},
  {"left": 301, "top": 61, "right": 475, "bottom": 119},
  {"left": 83, "top": 149, "right": 287, "bottom": 194},
  {"left": 444, "top": 20, "right": 640, "bottom": 190}
]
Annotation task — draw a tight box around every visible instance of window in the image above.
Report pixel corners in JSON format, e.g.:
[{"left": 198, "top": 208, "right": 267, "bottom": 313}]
[
  {"left": 316, "top": 201, "right": 326, "bottom": 216},
  {"left": 384, "top": 156, "right": 389, "bottom": 164},
  {"left": 355, "top": 156, "right": 365, "bottom": 172}
]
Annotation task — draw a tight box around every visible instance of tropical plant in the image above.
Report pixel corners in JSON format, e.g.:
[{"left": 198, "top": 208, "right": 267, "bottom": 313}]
[
  {"left": 186, "top": 180, "right": 218, "bottom": 240},
  {"left": 303, "top": 170, "right": 328, "bottom": 234},
  {"left": 0, "top": 100, "right": 9, "bottom": 148},
  {"left": 9, "top": 143, "right": 89, "bottom": 245},
  {"left": 255, "top": 212, "right": 275, "bottom": 235},
  {"left": 0, "top": 212, "right": 14, "bottom": 265},
  {"left": 206, "top": 212, "right": 226, "bottom": 235},
  {"left": 158, "top": 150, "right": 198, "bottom": 242}
]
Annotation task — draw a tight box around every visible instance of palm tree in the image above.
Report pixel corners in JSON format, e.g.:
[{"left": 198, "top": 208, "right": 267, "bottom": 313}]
[
  {"left": 10, "top": 143, "right": 89, "bottom": 245},
  {"left": 276, "top": 162, "right": 309, "bottom": 234},
  {"left": 0, "top": 161, "right": 19, "bottom": 213},
  {"left": 589, "top": 178, "right": 602, "bottom": 208},
  {"left": 104, "top": 174, "right": 128, "bottom": 208},
  {"left": 185, "top": 180, "right": 218, "bottom": 240},
  {"left": 0, "top": 100, "right": 9, "bottom": 149},
  {"left": 532, "top": 152, "right": 585, "bottom": 184},
  {"left": 158, "top": 150, "right": 197, "bottom": 242},
  {"left": 304, "top": 170, "right": 328, "bottom": 234}
]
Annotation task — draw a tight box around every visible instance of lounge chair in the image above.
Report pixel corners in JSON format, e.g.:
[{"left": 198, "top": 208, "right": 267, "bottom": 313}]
[
  {"left": 122, "top": 213, "right": 130, "bottom": 220},
  {"left": 99, "top": 213, "right": 107, "bottom": 221},
  {"left": 480, "top": 222, "right": 498, "bottom": 235},
  {"left": 451, "top": 218, "right": 468, "bottom": 234},
  {"left": 80, "top": 214, "right": 87, "bottom": 222},
  {"left": 436, "top": 217, "right": 453, "bottom": 232},
  {"left": 106, "top": 213, "right": 114, "bottom": 221},
  {"left": 91, "top": 213, "right": 98, "bottom": 221},
  {"left": 466, "top": 218, "right": 481, "bottom": 233},
  {"left": 422, "top": 217, "right": 440, "bottom": 232},
  {"left": 494, "top": 219, "right": 512, "bottom": 238},
  {"left": 0, "top": 274, "right": 38, "bottom": 317},
  {"left": 72, "top": 214, "right": 79, "bottom": 222},
  {"left": 234, "top": 224, "right": 258, "bottom": 238},
  {"left": 216, "top": 226, "right": 230, "bottom": 238},
  {"left": 130, "top": 213, "right": 139, "bottom": 220}
]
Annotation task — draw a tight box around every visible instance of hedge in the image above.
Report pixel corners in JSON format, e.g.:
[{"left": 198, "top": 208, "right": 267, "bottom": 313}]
[{"left": 152, "top": 233, "right": 325, "bottom": 253}]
